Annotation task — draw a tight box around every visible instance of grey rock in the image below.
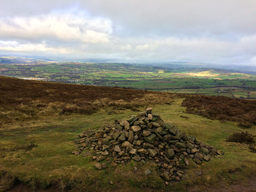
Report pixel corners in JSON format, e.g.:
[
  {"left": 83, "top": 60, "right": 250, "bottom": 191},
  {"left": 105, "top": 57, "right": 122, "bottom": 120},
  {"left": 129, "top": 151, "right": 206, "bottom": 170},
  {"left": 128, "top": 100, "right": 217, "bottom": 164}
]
[
  {"left": 102, "top": 151, "right": 109, "bottom": 156},
  {"left": 167, "top": 149, "right": 175, "bottom": 159},
  {"left": 135, "top": 140, "right": 143, "bottom": 146},
  {"left": 129, "top": 148, "right": 137, "bottom": 155},
  {"left": 94, "top": 162, "right": 102, "bottom": 170},
  {"left": 144, "top": 169, "right": 151, "bottom": 175},
  {"left": 138, "top": 148, "right": 147, "bottom": 154},
  {"left": 156, "top": 127, "right": 164, "bottom": 135},
  {"left": 166, "top": 124, "right": 177, "bottom": 135},
  {"left": 112, "top": 131, "right": 120, "bottom": 140},
  {"left": 144, "top": 134, "right": 156, "bottom": 144},
  {"left": 128, "top": 130, "right": 134, "bottom": 143},
  {"left": 161, "top": 171, "right": 170, "bottom": 181},
  {"left": 127, "top": 116, "right": 138, "bottom": 124},
  {"left": 114, "top": 145, "right": 121, "bottom": 153},
  {"left": 120, "top": 120, "right": 130, "bottom": 130},
  {"left": 142, "top": 130, "right": 151, "bottom": 137},
  {"left": 143, "top": 143, "right": 154, "bottom": 148},
  {"left": 152, "top": 122, "right": 160, "bottom": 127},
  {"left": 148, "top": 149, "right": 157, "bottom": 157},
  {"left": 203, "top": 155, "right": 211, "bottom": 161},
  {"left": 201, "top": 147, "right": 209, "bottom": 154},
  {"left": 132, "top": 156, "right": 141, "bottom": 161},
  {"left": 191, "top": 148, "right": 199, "bottom": 153},
  {"left": 148, "top": 114, "right": 153, "bottom": 120},
  {"left": 195, "top": 152, "right": 204, "bottom": 160},
  {"left": 118, "top": 133, "right": 126, "bottom": 141},
  {"left": 146, "top": 107, "right": 152, "bottom": 114},
  {"left": 176, "top": 142, "right": 186, "bottom": 149},
  {"left": 131, "top": 126, "right": 141, "bottom": 132},
  {"left": 122, "top": 141, "right": 133, "bottom": 149}
]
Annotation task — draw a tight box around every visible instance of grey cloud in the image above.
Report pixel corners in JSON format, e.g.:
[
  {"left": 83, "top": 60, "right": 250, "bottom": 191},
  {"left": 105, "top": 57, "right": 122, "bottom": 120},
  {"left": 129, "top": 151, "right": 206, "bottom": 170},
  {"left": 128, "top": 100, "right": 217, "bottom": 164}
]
[
  {"left": 1, "top": 0, "right": 255, "bottom": 37},
  {"left": 0, "top": 0, "right": 255, "bottom": 65}
]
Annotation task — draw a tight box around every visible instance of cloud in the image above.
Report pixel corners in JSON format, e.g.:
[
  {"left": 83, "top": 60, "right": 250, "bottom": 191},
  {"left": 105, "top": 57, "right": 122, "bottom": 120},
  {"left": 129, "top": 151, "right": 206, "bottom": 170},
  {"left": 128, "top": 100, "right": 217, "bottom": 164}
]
[
  {"left": 0, "top": 12, "right": 112, "bottom": 43},
  {"left": 0, "top": 0, "right": 255, "bottom": 66},
  {"left": 0, "top": 40, "right": 70, "bottom": 54}
]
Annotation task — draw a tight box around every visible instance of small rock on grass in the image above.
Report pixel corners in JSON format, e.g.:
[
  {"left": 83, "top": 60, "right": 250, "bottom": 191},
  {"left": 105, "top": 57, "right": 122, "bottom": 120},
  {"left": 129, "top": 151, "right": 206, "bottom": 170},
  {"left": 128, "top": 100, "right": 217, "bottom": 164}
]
[
  {"left": 144, "top": 169, "right": 151, "bottom": 175},
  {"left": 94, "top": 162, "right": 102, "bottom": 170}
]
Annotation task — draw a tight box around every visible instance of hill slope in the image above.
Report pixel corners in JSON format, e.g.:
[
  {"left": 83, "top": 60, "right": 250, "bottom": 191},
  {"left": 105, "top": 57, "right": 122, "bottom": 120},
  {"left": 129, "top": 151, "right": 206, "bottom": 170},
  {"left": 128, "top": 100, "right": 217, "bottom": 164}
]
[
  {"left": 0, "top": 76, "right": 256, "bottom": 192},
  {"left": 0, "top": 76, "right": 173, "bottom": 125}
]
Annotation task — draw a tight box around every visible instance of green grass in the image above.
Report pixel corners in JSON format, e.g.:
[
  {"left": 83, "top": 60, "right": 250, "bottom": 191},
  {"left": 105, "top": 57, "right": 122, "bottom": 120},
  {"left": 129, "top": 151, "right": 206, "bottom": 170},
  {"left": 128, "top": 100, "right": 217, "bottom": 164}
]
[
  {"left": 2, "top": 63, "right": 256, "bottom": 99},
  {"left": 0, "top": 99, "right": 256, "bottom": 191}
]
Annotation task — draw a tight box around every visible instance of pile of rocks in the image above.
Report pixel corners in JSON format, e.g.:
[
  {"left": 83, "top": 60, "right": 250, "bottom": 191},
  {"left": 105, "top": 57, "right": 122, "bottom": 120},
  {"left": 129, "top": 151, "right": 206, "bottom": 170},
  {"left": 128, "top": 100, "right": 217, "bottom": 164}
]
[{"left": 75, "top": 108, "right": 222, "bottom": 182}]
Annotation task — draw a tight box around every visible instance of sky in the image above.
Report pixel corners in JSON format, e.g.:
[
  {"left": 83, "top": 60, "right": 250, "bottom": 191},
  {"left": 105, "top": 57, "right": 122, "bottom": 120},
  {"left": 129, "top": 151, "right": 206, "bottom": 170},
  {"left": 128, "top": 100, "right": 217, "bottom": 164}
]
[{"left": 0, "top": 0, "right": 256, "bottom": 66}]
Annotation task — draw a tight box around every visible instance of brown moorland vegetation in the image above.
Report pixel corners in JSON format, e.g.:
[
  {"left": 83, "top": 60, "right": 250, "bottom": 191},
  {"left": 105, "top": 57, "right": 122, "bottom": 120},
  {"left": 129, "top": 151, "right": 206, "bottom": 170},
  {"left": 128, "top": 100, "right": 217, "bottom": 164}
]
[
  {"left": 182, "top": 95, "right": 256, "bottom": 127},
  {"left": 0, "top": 76, "right": 174, "bottom": 125},
  {"left": 1, "top": 76, "right": 256, "bottom": 191}
]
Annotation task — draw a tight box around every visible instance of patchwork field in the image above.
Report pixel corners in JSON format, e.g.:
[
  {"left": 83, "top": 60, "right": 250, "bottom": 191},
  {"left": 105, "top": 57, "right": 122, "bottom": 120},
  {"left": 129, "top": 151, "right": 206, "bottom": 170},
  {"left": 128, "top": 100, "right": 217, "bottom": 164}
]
[{"left": 1, "top": 62, "right": 256, "bottom": 99}]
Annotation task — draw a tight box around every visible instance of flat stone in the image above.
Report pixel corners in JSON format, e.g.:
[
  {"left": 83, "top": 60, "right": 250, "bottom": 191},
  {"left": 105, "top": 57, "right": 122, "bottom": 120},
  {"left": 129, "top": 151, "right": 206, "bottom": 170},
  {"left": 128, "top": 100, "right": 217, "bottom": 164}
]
[
  {"left": 195, "top": 152, "right": 204, "bottom": 160},
  {"left": 112, "top": 131, "right": 121, "bottom": 140},
  {"left": 203, "top": 155, "right": 211, "bottom": 161},
  {"left": 148, "top": 148, "right": 157, "bottom": 157},
  {"left": 217, "top": 150, "right": 224, "bottom": 155},
  {"left": 156, "top": 127, "right": 164, "bottom": 135},
  {"left": 135, "top": 140, "right": 143, "bottom": 146},
  {"left": 94, "top": 162, "right": 102, "bottom": 170},
  {"left": 122, "top": 141, "right": 133, "bottom": 149},
  {"left": 167, "top": 149, "right": 175, "bottom": 159},
  {"left": 194, "top": 158, "right": 202, "bottom": 165},
  {"left": 146, "top": 107, "right": 152, "bottom": 114},
  {"left": 127, "top": 116, "right": 138, "bottom": 124},
  {"left": 120, "top": 120, "right": 130, "bottom": 130},
  {"left": 186, "top": 142, "right": 194, "bottom": 149},
  {"left": 152, "top": 122, "right": 160, "bottom": 127},
  {"left": 142, "top": 130, "right": 151, "bottom": 137},
  {"left": 138, "top": 148, "right": 147, "bottom": 154},
  {"left": 129, "top": 148, "right": 137, "bottom": 155},
  {"left": 176, "top": 142, "right": 186, "bottom": 149},
  {"left": 132, "top": 156, "right": 141, "bottom": 161},
  {"left": 161, "top": 171, "right": 170, "bottom": 181},
  {"left": 114, "top": 145, "right": 121, "bottom": 153},
  {"left": 118, "top": 133, "right": 126, "bottom": 141},
  {"left": 201, "top": 147, "right": 209, "bottom": 154},
  {"left": 72, "top": 151, "right": 80, "bottom": 155},
  {"left": 101, "top": 151, "right": 109, "bottom": 156},
  {"left": 131, "top": 126, "right": 141, "bottom": 132},
  {"left": 148, "top": 114, "right": 153, "bottom": 120},
  {"left": 166, "top": 124, "right": 177, "bottom": 135},
  {"left": 128, "top": 130, "right": 134, "bottom": 143},
  {"left": 144, "top": 169, "right": 151, "bottom": 175},
  {"left": 115, "top": 124, "right": 123, "bottom": 130},
  {"left": 184, "top": 158, "right": 189, "bottom": 166},
  {"left": 143, "top": 143, "right": 154, "bottom": 148},
  {"left": 144, "top": 134, "right": 156, "bottom": 144},
  {"left": 191, "top": 148, "right": 199, "bottom": 153}
]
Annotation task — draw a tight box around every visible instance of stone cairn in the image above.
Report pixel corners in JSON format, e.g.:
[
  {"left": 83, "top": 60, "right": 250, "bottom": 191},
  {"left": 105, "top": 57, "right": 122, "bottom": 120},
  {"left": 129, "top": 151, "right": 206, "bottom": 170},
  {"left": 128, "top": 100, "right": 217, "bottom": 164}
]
[{"left": 75, "top": 108, "right": 223, "bottom": 182}]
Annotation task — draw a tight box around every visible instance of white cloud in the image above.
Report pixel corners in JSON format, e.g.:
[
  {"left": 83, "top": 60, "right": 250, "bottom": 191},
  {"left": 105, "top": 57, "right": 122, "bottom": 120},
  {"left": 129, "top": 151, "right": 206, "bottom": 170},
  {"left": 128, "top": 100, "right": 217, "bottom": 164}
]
[
  {"left": 0, "top": 40, "right": 70, "bottom": 54},
  {"left": 0, "top": 12, "right": 112, "bottom": 43}
]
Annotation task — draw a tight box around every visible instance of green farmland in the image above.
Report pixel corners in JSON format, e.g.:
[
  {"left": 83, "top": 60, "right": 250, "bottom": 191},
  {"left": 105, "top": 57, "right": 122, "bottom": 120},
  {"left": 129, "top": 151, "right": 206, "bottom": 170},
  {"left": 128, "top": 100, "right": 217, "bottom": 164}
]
[{"left": 1, "top": 62, "right": 256, "bottom": 99}]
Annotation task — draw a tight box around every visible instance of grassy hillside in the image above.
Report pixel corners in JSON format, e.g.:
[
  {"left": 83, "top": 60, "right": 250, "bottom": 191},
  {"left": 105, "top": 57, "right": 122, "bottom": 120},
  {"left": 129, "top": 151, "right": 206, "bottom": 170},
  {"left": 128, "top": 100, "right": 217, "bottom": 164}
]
[{"left": 0, "top": 76, "right": 256, "bottom": 192}]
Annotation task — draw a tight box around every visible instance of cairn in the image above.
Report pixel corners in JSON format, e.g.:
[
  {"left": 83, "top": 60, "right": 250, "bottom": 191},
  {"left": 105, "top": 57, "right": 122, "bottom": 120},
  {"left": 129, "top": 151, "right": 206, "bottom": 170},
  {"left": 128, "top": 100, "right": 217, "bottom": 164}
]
[{"left": 75, "top": 108, "right": 222, "bottom": 182}]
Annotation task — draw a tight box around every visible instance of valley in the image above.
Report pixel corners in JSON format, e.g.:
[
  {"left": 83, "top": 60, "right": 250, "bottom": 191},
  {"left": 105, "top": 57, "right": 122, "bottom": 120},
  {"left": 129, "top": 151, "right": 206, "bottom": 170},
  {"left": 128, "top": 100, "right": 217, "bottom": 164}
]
[{"left": 1, "top": 61, "right": 256, "bottom": 99}]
